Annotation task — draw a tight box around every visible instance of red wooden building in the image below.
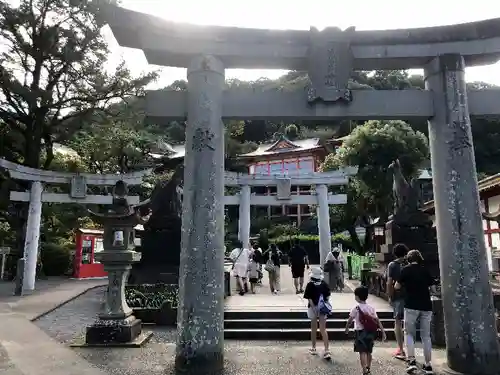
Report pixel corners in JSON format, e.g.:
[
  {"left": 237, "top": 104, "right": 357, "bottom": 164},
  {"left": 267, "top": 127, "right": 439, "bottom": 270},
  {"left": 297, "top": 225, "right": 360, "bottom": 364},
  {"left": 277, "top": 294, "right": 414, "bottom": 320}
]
[
  {"left": 237, "top": 135, "right": 343, "bottom": 225},
  {"left": 423, "top": 173, "right": 500, "bottom": 272}
]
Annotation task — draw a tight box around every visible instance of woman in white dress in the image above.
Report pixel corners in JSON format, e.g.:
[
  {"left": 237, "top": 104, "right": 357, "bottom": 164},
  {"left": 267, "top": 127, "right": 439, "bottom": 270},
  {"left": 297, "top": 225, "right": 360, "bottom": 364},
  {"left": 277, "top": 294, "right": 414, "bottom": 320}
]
[{"left": 229, "top": 240, "right": 251, "bottom": 295}]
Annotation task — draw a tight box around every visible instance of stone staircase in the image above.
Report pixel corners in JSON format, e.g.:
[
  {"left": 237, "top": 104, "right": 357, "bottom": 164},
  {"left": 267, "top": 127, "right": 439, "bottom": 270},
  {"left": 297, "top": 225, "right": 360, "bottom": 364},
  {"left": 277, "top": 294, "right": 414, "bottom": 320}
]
[{"left": 224, "top": 310, "right": 396, "bottom": 340}]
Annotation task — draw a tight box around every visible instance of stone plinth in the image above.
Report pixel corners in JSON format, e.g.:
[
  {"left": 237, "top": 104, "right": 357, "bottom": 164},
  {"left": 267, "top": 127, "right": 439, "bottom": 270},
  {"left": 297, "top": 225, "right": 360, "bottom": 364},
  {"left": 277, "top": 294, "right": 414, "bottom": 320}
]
[
  {"left": 85, "top": 315, "right": 142, "bottom": 345},
  {"left": 368, "top": 213, "right": 439, "bottom": 300}
]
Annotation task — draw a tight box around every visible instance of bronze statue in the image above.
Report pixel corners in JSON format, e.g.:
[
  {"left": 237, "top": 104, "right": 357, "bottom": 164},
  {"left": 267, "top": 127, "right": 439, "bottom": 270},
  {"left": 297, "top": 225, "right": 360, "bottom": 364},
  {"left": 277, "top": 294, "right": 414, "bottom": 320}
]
[{"left": 388, "top": 159, "right": 421, "bottom": 215}]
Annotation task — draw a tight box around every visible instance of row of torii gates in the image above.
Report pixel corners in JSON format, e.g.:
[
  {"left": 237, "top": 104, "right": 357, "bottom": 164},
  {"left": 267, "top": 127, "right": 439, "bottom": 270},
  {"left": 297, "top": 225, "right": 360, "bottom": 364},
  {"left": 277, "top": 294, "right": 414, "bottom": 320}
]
[{"left": 0, "top": 158, "right": 355, "bottom": 292}]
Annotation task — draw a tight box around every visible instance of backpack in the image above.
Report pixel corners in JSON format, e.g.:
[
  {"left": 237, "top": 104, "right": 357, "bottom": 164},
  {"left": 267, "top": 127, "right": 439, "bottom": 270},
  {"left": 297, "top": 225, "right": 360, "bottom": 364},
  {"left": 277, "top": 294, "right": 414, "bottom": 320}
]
[
  {"left": 357, "top": 306, "right": 378, "bottom": 332},
  {"left": 386, "top": 258, "right": 408, "bottom": 298}
]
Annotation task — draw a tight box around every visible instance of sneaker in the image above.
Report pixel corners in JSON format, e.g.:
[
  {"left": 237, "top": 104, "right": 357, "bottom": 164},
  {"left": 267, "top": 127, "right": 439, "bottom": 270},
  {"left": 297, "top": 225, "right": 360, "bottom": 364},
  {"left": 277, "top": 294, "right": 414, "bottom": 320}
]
[
  {"left": 309, "top": 348, "right": 317, "bottom": 355},
  {"left": 295, "top": 290, "right": 301, "bottom": 294},
  {"left": 406, "top": 360, "right": 418, "bottom": 373},
  {"left": 422, "top": 364, "right": 434, "bottom": 375},
  {"left": 394, "top": 349, "right": 406, "bottom": 360},
  {"left": 323, "top": 351, "right": 331, "bottom": 360}
]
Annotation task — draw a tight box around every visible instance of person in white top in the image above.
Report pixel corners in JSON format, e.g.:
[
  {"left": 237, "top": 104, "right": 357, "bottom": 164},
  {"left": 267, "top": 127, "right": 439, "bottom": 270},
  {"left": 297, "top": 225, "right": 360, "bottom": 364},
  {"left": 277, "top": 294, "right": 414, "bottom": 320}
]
[
  {"left": 229, "top": 240, "right": 251, "bottom": 295},
  {"left": 324, "top": 247, "right": 344, "bottom": 291},
  {"left": 345, "top": 286, "right": 386, "bottom": 375}
]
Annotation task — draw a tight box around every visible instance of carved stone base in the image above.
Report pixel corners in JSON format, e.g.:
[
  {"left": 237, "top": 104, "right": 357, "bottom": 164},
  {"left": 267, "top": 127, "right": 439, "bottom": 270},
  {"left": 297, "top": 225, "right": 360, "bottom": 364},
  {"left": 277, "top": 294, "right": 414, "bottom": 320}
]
[{"left": 85, "top": 315, "right": 143, "bottom": 345}]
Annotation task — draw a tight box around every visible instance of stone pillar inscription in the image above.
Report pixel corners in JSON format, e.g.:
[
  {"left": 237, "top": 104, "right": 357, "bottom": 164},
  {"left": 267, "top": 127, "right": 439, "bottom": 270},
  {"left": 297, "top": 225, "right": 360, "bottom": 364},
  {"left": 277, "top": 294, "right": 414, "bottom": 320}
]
[
  {"left": 176, "top": 55, "right": 225, "bottom": 373},
  {"left": 424, "top": 54, "right": 500, "bottom": 374},
  {"left": 316, "top": 184, "right": 331, "bottom": 264},
  {"left": 238, "top": 185, "right": 251, "bottom": 249},
  {"left": 24, "top": 181, "right": 43, "bottom": 291}
]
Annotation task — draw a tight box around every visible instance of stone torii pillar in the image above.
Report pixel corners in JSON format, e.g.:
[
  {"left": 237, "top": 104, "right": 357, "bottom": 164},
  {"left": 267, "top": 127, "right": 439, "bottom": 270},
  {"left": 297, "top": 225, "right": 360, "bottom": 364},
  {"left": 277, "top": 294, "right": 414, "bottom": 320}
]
[
  {"left": 24, "top": 181, "right": 43, "bottom": 291},
  {"left": 238, "top": 185, "right": 251, "bottom": 249},
  {"left": 316, "top": 184, "right": 331, "bottom": 264},
  {"left": 425, "top": 54, "right": 500, "bottom": 374},
  {"left": 176, "top": 55, "right": 225, "bottom": 373}
]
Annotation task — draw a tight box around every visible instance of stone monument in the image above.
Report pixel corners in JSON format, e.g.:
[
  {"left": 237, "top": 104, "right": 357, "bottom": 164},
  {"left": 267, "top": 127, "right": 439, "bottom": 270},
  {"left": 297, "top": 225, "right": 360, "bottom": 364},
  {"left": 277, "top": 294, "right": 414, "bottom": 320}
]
[
  {"left": 129, "top": 164, "right": 184, "bottom": 284},
  {"left": 83, "top": 180, "right": 152, "bottom": 346}
]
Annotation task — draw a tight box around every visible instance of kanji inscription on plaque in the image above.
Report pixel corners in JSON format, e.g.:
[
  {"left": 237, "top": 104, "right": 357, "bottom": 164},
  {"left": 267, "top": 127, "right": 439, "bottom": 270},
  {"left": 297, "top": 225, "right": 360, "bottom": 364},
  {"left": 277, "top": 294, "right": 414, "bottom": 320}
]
[
  {"left": 192, "top": 128, "right": 215, "bottom": 151},
  {"left": 448, "top": 120, "right": 472, "bottom": 151},
  {"left": 307, "top": 26, "right": 355, "bottom": 104}
]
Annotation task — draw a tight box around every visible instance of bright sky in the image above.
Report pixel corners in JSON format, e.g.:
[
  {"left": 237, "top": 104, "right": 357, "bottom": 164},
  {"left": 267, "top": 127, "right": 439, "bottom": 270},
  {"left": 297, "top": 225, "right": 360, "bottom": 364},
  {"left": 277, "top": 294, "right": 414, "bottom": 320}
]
[{"left": 104, "top": 0, "right": 500, "bottom": 88}]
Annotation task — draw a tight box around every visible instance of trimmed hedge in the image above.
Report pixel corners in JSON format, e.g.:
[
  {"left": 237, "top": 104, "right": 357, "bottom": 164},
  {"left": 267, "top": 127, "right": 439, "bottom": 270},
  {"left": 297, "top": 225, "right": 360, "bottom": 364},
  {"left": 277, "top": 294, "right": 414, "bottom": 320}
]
[{"left": 270, "top": 233, "right": 354, "bottom": 264}]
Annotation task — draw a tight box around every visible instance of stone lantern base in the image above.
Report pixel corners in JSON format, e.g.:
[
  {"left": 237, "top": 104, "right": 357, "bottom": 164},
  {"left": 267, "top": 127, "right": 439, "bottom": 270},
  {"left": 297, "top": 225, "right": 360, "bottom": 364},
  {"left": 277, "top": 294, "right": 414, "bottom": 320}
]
[{"left": 85, "top": 315, "right": 144, "bottom": 345}]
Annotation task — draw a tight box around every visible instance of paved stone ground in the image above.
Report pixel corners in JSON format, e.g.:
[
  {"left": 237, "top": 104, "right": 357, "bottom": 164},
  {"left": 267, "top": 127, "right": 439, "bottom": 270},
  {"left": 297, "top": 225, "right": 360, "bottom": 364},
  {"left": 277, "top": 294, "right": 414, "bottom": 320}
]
[
  {"left": 76, "top": 339, "right": 448, "bottom": 375},
  {"left": 226, "top": 266, "right": 391, "bottom": 312},
  {"left": 0, "top": 273, "right": 452, "bottom": 375},
  {"left": 0, "top": 274, "right": 448, "bottom": 375},
  {"left": 0, "top": 277, "right": 106, "bottom": 320}
]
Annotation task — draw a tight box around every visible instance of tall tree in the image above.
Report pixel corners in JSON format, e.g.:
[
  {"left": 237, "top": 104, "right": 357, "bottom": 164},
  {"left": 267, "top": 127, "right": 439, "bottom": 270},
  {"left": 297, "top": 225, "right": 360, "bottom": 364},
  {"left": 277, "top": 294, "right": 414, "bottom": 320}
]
[
  {"left": 0, "top": 0, "right": 157, "bottom": 169},
  {"left": 320, "top": 120, "right": 429, "bottom": 253}
]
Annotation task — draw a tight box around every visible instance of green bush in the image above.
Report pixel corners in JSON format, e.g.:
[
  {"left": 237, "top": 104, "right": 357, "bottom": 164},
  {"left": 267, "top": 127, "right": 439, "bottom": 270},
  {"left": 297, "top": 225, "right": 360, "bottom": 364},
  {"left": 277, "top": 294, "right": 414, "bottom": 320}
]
[
  {"left": 41, "top": 242, "right": 72, "bottom": 276},
  {"left": 270, "top": 233, "right": 357, "bottom": 264},
  {"left": 125, "top": 284, "right": 178, "bottom": 309},
  {"left": 271, "top": 234, "right": 320, "bottom": 263}
]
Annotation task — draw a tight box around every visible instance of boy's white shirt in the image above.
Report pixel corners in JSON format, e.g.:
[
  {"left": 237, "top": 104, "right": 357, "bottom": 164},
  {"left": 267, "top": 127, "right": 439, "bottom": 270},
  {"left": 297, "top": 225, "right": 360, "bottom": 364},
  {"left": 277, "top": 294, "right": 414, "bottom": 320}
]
[{"left": 349, "top": 302, "right": 377, "bottom": 330}]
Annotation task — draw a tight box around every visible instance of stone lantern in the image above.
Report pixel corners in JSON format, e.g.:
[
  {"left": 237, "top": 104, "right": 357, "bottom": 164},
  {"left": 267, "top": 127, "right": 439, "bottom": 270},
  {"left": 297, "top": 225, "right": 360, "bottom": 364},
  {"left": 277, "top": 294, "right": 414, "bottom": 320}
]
[{"left": 84, "top": 180, "right": 151, "bottom": 346}]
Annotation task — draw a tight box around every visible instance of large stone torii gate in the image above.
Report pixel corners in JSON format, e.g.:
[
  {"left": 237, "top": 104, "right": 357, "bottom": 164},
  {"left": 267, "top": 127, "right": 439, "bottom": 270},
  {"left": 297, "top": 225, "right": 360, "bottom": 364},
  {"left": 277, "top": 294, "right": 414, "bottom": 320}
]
[{"left": 104, "top": 5, "right": 500, "bottom": 374}]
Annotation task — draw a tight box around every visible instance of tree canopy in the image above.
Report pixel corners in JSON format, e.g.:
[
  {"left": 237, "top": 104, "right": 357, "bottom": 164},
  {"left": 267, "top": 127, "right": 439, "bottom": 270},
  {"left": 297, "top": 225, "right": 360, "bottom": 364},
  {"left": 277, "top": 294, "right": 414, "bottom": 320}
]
[
  {"left": 0, "top": 0, "right": 156, "bottom": 169},
  {"left": 320, "top": 120, "right": 430, "bottom": 253}
]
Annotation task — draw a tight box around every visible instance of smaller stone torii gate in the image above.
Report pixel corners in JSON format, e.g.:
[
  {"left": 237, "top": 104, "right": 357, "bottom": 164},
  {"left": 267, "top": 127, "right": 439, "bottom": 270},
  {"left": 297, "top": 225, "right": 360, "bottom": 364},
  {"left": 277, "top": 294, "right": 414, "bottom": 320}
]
[
  {"left": 0, "top": 159, "right": 150, "bottom": 292},
  {"left": 104, "top": 5, "right": 500, "bottom": 374},
  {"left": 224, "top": 168, "right": 357, "bottom": 262}
]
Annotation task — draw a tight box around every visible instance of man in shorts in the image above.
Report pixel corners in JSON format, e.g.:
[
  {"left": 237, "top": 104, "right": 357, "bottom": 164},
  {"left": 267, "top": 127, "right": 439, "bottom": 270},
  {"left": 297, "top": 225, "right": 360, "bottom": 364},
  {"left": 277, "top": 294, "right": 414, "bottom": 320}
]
[
  {"left": 386, "top": 243, "right": 409, "bottom": 361},
  {"left": 288, "top": 239, "right": 309, "bottom": 293}
]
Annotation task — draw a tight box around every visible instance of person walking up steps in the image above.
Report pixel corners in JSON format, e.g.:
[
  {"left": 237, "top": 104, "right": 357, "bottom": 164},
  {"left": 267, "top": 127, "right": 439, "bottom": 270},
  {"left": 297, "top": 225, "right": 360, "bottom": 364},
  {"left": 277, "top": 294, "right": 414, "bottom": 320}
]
[
  {"left": 345, "top": 286, "right": 387, "bottom": 375},
  {"left": 264, "top": 244, "right": 281, "bottom": 294},
  {"left": 289, "top": 239, "right": 309, "bottom": 294},
  {"left": 247, "top": 253, "right": 259, "bottom": 294},
  {"left": 303, "top": 267, "right": 331, "bottom": 360},
  {"left": 386, "top": 243, "right": 408, "bottom": 360},
  {"left": 395, "top": 249, "right": 437, "bottom": 375},
  {"left": 229, "top": 240, "right": 251, "bottom": 296}
]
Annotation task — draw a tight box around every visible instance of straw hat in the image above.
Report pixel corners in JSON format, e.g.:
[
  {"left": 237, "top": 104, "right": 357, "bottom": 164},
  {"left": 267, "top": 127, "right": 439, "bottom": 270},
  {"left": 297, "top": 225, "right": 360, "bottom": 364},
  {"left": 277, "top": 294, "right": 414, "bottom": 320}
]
[{"left": 310, "top": 267, "right": 324, "bottom": 281}]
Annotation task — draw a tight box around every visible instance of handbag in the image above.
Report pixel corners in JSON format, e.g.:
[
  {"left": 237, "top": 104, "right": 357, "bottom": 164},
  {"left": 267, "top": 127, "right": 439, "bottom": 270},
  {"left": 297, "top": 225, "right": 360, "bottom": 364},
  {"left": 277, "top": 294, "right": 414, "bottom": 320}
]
[
  {"left": 231, "top": 248, "right": 244, "bottom": 270},
  {"left": 264, "top": 259, "right": 276, "bottom": 273},
  {"left": 318, "top": 294, "right": 332, "bottom": 316}
]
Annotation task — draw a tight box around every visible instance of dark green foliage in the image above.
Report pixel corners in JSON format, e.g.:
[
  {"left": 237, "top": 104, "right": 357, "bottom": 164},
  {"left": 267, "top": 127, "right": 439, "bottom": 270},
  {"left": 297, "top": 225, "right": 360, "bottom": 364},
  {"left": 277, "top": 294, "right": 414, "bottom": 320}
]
[
  {"left": 125, "top": 284, "right": 178, "bottom": 309},
  {"left": 40, "top": 242, "right": 72, "bottom": 276}
]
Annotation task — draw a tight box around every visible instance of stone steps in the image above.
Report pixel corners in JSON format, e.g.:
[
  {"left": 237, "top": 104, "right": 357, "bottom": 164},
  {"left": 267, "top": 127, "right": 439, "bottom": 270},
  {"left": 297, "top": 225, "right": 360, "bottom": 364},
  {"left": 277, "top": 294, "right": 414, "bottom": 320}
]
[{"left": 223, "top": 310, "right": 397, "bottom": 340}]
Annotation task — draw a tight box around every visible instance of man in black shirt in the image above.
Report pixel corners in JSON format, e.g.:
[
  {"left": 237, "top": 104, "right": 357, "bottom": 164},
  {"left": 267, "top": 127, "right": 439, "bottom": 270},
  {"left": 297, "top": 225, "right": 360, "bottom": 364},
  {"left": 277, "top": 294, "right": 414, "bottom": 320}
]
[
  {"left": 288, "top": 239, "right": 309, "bottom": 294},
  {"left": 395, "top": 249, "right": 436, "bottom": 375}
]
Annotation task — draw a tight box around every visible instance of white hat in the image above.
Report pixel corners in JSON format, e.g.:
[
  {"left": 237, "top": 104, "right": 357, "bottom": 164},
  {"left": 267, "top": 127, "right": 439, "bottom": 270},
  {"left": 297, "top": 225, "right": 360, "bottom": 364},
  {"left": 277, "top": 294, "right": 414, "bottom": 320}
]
[{"left": 310, "top": 267, "right": 324, "bottom": 281}]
